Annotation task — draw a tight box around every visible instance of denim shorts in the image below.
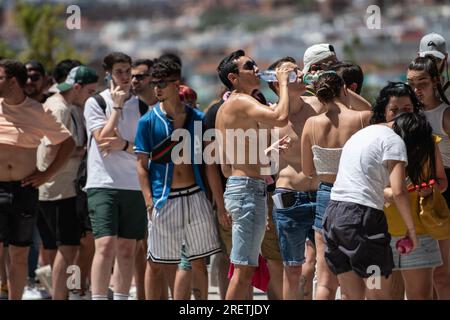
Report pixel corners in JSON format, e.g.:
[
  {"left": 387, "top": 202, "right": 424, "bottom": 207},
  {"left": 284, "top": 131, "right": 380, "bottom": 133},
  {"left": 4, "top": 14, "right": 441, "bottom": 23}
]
[
  {"left": 224, "top": 176, "right": 267, "bottom": 266},
  {"left": 314, "top": 182, "right": 333, "bottom": 233},
  {"left": 391, "top": 235, "right": 443, "bottom": 270},
  {"left": 272, "top": 189, "right": 316, "bottom": 266}
]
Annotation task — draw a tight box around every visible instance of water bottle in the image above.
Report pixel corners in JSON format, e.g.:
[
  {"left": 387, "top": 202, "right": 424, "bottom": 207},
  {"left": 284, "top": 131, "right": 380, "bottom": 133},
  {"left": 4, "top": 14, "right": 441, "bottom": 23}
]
[
  {"left": 302, "top": 73, "right": 320, "bottom": 85},
  {"left": 257, "top": 70, "right": 297, "bottom": 83},
  {"left": 396, "top": 236, "right": 413, "bottom": 255},
  {"left": 302, "top": 70, "right": 337, "bottom": 85}
]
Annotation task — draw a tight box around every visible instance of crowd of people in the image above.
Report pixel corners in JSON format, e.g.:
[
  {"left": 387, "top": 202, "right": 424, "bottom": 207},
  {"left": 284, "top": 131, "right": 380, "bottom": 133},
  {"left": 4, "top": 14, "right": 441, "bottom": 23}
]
[{"left": 0, "top": 32, "right": 449, "bottom": 300}]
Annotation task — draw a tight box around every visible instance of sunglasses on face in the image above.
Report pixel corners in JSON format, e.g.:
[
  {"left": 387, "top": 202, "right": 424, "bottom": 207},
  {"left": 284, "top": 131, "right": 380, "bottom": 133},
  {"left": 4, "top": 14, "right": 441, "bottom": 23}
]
[
  {"left": 151, "top": 79, "right": 177, "bottom": 89},
  {"left": 131, "top": 73, "right": 150, "bottom": 81},
  {"left": 242, "top": 60, "right": 257, "bottom": 71},
  {"left": 28, "top": 74, "right": 42, "bottom": 82}
]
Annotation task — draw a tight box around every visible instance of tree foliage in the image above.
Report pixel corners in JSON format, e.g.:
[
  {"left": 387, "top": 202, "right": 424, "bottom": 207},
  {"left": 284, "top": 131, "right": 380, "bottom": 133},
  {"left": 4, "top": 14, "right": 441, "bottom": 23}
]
[{"left": 13, "top": 0, "right": 83, "bottom": 70}]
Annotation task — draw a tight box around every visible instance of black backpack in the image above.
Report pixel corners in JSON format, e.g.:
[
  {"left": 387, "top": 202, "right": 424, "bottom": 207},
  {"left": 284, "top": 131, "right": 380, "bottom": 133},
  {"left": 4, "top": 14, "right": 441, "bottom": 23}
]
[{"left": 75, "top": 94, "right": 149, "bottom": 193}]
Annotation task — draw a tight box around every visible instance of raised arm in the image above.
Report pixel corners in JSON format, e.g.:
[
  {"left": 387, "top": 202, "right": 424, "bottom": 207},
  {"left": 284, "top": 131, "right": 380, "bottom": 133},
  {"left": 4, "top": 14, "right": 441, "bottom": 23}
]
[
  {"left": 348, "top": 90, "right": 371, "bottom": 111},
  {"left": 244, "top": 67, "right": 290, "bottom": 127}
]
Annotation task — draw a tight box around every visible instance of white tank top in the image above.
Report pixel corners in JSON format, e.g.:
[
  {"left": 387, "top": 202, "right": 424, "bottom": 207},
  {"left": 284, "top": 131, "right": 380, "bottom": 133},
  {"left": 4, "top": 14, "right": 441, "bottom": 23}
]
[{"left": 424, "top": 103, "right": 450, "bottom": 167}]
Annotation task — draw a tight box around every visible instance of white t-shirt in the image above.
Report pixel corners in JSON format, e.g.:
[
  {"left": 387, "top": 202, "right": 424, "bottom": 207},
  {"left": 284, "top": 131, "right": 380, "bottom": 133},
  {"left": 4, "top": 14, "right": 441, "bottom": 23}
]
[
  {"left": 331, "top": 125, "right": 408, "bottom": 210},
  {"left": 84, "top": 89, "right": 144, "bottom": 191}
]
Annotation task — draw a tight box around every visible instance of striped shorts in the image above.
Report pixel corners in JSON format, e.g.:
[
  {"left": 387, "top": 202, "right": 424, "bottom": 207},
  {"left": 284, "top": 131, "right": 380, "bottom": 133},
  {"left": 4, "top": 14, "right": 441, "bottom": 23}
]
[{"left": 147, "top": 185, "right": 221, "bottom": 263}]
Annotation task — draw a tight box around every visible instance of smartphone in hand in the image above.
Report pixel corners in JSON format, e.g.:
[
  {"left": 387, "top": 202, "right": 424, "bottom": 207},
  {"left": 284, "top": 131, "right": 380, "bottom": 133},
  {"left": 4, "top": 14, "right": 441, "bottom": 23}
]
[{"left": 104, "top": 73, "right": 113, "bottom": 87}]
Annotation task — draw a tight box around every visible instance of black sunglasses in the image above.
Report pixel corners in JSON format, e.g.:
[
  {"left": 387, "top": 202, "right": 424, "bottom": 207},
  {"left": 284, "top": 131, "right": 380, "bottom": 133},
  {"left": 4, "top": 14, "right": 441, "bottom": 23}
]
[
  {"left": 242, "top": 60, "right": 257, "bottom": 71},
  {"left": 131, "top": 73, "right": 150, "bottom": 81},
  {"left": 28, "top": 74, "right": 42, "bottom": 82},
  {"left": 151, "top": 79, "right": 177, "bottom": 89}
]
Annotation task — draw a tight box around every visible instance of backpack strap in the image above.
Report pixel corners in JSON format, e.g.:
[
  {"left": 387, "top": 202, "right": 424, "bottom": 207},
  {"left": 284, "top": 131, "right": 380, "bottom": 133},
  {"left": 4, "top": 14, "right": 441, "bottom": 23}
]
[
  {"left": 88, "top": 94, "right": 107, "bottom": 150},
  {"left": 92, "top": 94, "right": 107, "bottom": 115}
]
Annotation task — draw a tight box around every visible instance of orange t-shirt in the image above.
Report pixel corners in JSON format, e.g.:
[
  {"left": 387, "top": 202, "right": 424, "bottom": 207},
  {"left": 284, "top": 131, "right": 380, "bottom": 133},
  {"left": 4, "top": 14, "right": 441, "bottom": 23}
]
[{"left": 0, "top": 97, "right": 71, "bottom": 148}]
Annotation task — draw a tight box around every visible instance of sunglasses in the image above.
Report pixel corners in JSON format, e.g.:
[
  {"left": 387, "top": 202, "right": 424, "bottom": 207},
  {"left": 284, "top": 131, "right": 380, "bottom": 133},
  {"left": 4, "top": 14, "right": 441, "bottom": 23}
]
[
  {"left": 242, "top": 60, "right": 257, "bottom": 71},
  {"left": 151, "top": 79, "right": 177, "bottom": 89},
  {"left": 28, "top": 74, "right": 42, "bottom": 82},
  {"left": 131, "top": 73, "right": 150, "bottom": 81}
]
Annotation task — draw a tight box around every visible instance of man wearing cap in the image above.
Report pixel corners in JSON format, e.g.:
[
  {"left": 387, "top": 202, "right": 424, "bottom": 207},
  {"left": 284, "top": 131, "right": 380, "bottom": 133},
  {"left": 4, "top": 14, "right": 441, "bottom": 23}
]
[
  {"left": 0, "top": 59, "right": 75, "bottom": 299},
  {"left": 301, "top": 43, "right": 371, "bottom": 111},
  {"left": 36, "top": 66, "right": 98, "bottom": 299},
  {"left": 24, "top": 60, "right": 49, "bottom": 103},
  {"left": 419, "top": 33, "right": 449, "bottom": 96}
]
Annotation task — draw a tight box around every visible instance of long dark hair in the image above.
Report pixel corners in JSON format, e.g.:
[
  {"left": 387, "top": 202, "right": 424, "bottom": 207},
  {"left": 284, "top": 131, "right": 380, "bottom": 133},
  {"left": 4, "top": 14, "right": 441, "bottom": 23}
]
[
  {"left": 392, "top": 112, "right": 436, "bottom": 184},
  {"left": 408, "top": 56, "right": 450, "bottom": 105},
  {"left": 371, "top": 82, "right": 424, "bottom": 124}
]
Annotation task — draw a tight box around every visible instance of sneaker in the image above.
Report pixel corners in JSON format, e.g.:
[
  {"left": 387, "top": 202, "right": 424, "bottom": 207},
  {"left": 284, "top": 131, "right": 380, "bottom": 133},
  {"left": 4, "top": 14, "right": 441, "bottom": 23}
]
[
  {"left": 35, "top": 265, "right": 52, "bottom": 297},
  {"left": 128, "top": 285, "right": 137, "bottom": 300},
  {"left": 69, "top": 290, "right": 91, "bottom": 300},
  {"left": 22, "top": 285, "right": 44, "bottom": 300}
]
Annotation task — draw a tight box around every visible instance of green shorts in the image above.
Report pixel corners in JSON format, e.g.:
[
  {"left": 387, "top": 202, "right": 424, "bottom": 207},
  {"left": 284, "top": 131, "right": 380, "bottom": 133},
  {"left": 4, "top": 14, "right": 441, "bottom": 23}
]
[{"left": 87, "top": 188, "right": 147, "bottom": 240}]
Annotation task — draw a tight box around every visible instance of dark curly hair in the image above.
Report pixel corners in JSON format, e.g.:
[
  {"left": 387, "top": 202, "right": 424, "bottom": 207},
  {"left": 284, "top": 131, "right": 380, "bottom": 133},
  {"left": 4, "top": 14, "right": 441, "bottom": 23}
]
[
  {"left": 314, "top": 71, "right": 345, "bottom": 103},
  {"left": 370, "top": 82, "right": 424, "bottom": 124},
  {"left": 392, "top": 112, "right": 435, "bottom": 185},
  {"left": 151, "top": 58, "right": 181, "bottom": 79}
]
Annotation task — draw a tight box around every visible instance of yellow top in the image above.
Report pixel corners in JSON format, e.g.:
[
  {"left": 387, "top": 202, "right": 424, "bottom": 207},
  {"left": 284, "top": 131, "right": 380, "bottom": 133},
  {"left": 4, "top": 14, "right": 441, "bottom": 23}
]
[{"left": 385, "top": 135, "right": 441, "bottom": 236}]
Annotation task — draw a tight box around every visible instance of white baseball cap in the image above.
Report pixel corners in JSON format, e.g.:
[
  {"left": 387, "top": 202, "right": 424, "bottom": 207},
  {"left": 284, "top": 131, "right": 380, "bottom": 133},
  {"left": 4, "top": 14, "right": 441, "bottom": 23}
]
[
  {"left": 419, "top": 33, "right": 447, "bottom": 60},
  {"left": 302, "top": 43, "right": 337, "bottom": 74}
]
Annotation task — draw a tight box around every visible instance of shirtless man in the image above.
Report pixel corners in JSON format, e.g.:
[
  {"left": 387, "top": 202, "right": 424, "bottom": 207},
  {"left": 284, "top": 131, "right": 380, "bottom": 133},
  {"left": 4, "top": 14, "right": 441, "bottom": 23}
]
[
  {"left": 267, "top": 57, "right": 322, "bottom": 300},
  {"left": 135, "top": 59, "right": 221, "bottom": 300},
  {"left": 0, "top": 59, "right": 74, "bottom": 300},
  {"left": 215, "top": 50, "right": 290, "bottom": 300}
]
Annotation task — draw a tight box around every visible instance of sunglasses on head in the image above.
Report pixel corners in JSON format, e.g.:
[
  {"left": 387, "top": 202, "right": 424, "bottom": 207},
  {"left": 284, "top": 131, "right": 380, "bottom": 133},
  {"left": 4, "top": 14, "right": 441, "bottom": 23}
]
[
  {"left": 131, "top": 73, "right": 150, "bottom": 81},
  {"left": 151, "top": 79, "right": 177, "bottom": 89},
  {"left": 242, "top": 60, "right": 257, "bottom": 71},
  {"left": 28, "top": 74, "right": 42, "bottom": 82}
]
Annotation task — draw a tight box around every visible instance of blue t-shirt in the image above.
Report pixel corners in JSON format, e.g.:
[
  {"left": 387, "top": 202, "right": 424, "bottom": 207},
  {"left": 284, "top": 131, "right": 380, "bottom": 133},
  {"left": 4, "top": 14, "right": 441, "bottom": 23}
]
[{"left": 134, "top": 103, "right": 206, "bottom": 209}]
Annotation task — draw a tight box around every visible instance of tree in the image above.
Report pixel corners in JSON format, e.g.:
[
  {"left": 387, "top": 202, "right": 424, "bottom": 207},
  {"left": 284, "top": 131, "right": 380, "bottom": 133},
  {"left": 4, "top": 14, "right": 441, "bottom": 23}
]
[
  {"left": 14, "top": 0, "right": 84, "bottom": 70},
  {"left": 0, "top": 40, "right": 15, "bottom": 59}
]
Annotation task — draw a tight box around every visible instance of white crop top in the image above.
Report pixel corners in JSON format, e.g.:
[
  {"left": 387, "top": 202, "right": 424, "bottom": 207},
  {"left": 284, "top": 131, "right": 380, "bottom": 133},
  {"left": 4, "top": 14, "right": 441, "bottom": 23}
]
[{"left": 311, "top": 112, "right": 364, "bottom": 175}]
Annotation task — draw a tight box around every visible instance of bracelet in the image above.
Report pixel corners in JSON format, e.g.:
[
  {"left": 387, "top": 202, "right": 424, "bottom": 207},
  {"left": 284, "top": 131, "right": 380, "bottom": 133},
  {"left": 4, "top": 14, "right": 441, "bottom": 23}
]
[
  {"left": 122, "top": 140, "right": 129, "bottom": 151},
  {"left": 113, "top": 106, "right": 122, "bottom": 111}
]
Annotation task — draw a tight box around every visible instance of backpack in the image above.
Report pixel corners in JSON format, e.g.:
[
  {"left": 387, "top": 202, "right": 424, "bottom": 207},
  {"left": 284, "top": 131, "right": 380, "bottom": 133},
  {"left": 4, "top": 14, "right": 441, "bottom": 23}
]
[{"left": 75, "top": 94, "right": 149, "bottom": 193}]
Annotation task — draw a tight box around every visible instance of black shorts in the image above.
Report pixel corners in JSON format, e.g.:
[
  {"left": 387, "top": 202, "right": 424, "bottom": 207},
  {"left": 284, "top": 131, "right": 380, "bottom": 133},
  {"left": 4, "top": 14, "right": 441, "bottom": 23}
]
[
  {"left": 76, "top": 191, "right": 92, "bottom": 236},
  {"left": 323, "top": 200, "right": 394, "bottom": 278},
  {"left": 37, "top": 197, "right": 81, "bottom": 250},
  {"left": 0, "top": 181, "right": 38, "bottom": 247}
]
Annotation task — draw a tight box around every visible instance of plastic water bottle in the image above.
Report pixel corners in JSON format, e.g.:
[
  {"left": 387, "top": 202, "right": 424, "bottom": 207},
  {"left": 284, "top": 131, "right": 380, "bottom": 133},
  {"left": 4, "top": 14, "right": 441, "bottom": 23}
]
[
  {"left": 302, "top": 73, "right": 320, "bottom": 85},
  {"left": 396, "top": 236, "right": 413, "bottom": 255},
  {"left": 302, "top": 70, "right": 337, "bottom": 85},
  {"left": 257, "top": 70, "right": 297, "bottom": 83}
]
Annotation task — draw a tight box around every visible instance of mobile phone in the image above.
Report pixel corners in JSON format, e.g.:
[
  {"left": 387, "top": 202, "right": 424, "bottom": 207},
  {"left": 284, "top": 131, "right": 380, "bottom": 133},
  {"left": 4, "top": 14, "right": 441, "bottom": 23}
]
[
  {"left": 281, "top": 192, "right": 296, "bottom": 208},
  {"left": 104, "top": 73, "right": 113, "bottom": 87}
]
